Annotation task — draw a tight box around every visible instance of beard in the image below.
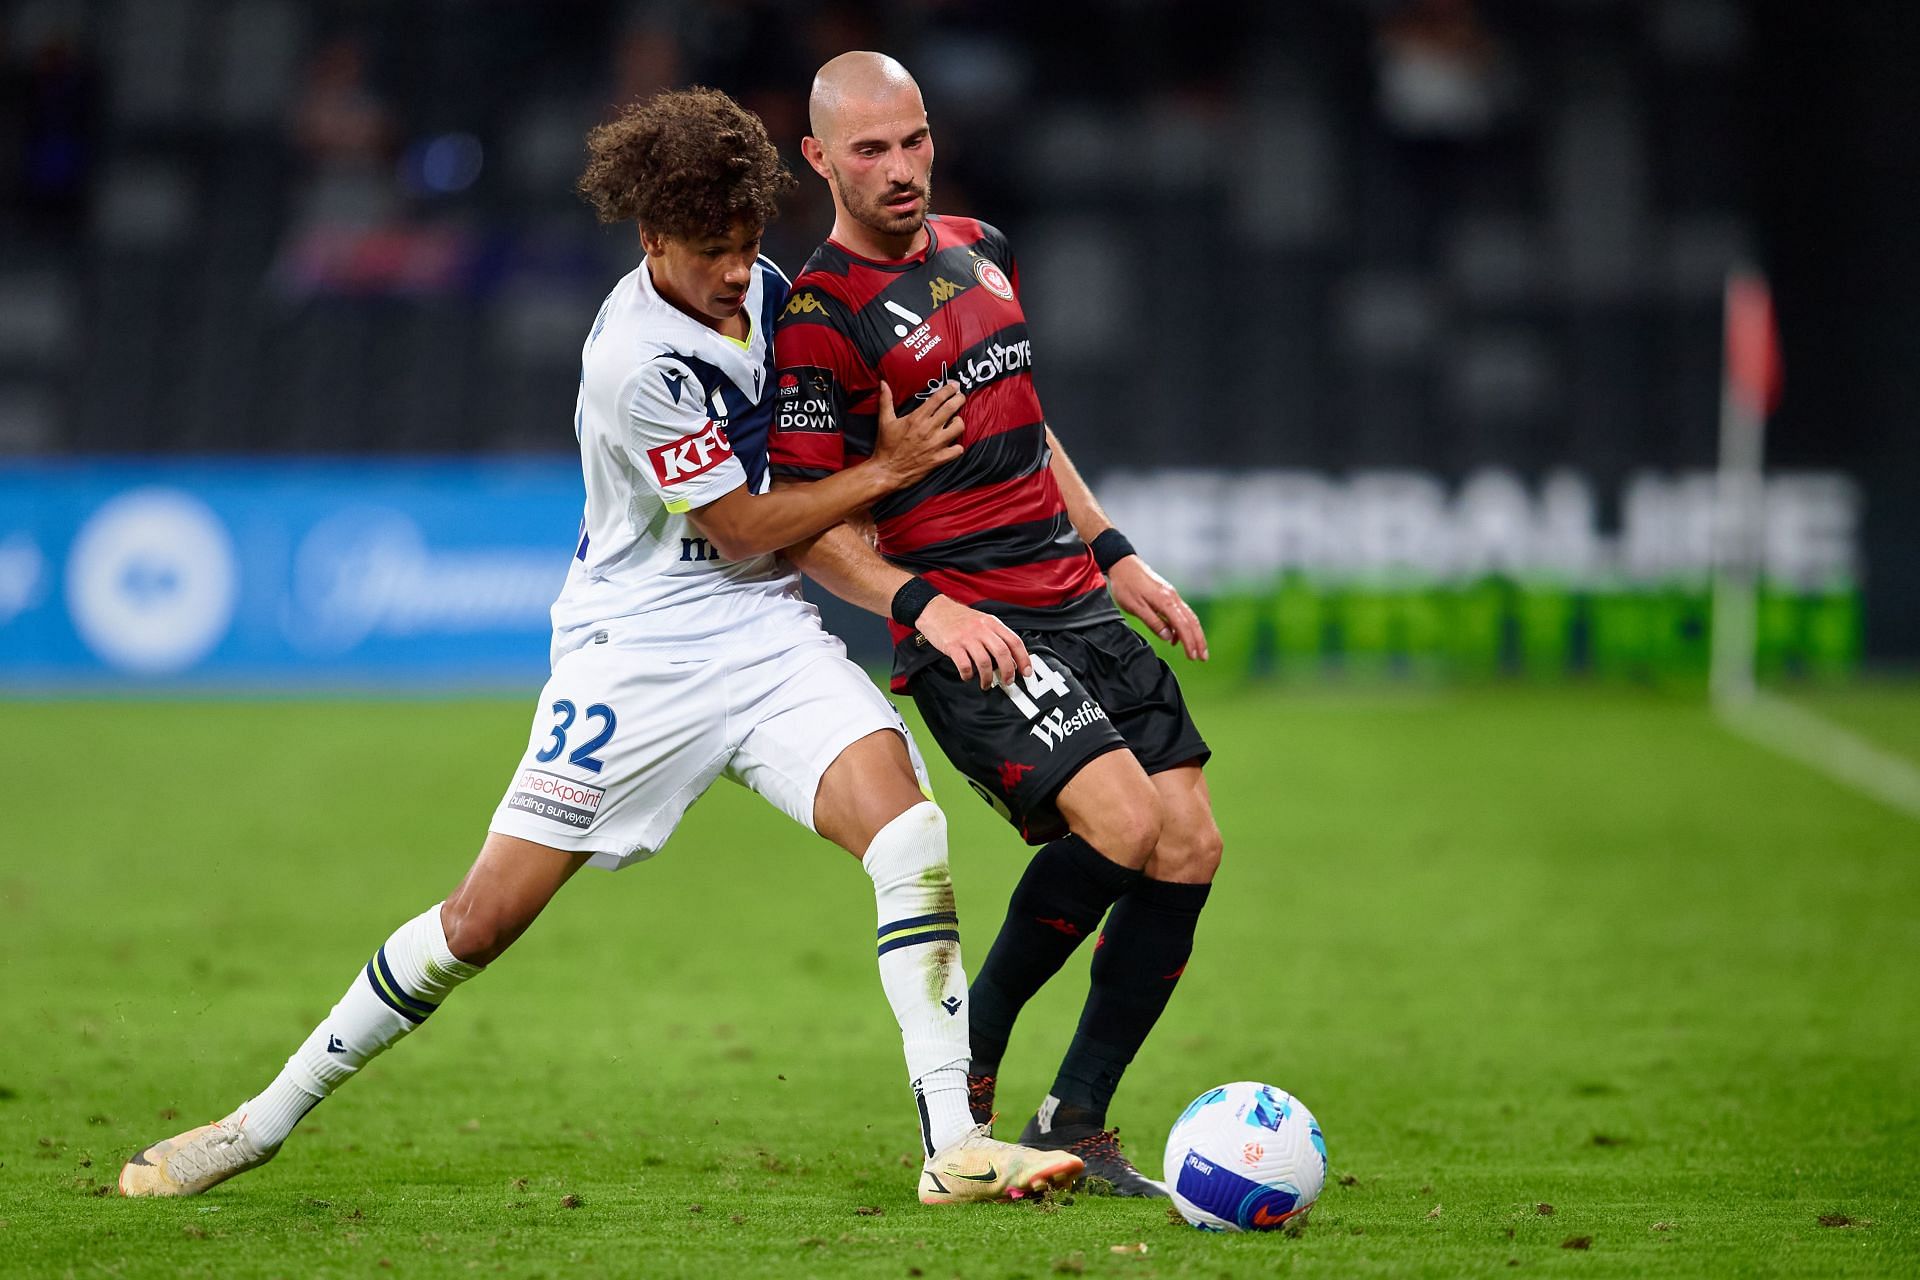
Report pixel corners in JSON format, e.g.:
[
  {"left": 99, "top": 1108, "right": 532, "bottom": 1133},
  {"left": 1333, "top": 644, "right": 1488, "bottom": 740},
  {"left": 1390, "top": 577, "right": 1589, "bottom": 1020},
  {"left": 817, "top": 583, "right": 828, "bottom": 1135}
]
[{"left": 832, "top": 164, "right": 932, "bottom": 239}]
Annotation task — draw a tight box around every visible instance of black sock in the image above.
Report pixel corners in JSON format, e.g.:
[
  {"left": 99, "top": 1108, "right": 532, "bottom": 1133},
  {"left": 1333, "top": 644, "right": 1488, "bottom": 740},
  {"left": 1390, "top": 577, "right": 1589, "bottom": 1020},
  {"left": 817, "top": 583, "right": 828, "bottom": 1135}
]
[
  {"left": 1050, "top": 877, "right": 1212, "bottom": 1123},
  {"left": 968, "top": 835, "right": 1143, "bottom": 1072}
]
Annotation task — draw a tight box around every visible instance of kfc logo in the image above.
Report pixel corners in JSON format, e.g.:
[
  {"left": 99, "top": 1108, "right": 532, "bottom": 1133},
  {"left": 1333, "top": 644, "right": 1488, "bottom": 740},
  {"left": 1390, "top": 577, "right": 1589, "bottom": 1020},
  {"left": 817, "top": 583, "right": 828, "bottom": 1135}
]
[{"left": 648, "top": 420, "right": 733, "bottom": 485}]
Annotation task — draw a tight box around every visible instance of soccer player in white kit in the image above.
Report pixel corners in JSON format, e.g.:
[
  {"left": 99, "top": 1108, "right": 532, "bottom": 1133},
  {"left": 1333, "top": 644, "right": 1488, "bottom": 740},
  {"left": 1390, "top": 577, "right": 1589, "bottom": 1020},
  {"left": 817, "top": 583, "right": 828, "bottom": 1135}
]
[{"left": 120, "top": 88, "right": 1079, "bottom": 1207}]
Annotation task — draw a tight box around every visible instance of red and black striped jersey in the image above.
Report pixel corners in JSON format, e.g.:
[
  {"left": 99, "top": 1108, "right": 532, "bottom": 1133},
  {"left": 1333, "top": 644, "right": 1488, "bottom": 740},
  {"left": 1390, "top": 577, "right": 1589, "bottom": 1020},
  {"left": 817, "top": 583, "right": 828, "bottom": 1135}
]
[{"left": 770, "top": 215, "right": 1116, "bottom": 684}]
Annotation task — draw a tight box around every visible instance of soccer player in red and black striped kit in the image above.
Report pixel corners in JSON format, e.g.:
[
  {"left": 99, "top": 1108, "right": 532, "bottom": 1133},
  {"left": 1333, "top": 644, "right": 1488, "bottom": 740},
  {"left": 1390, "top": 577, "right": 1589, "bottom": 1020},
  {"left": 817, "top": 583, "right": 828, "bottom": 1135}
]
[{"left": 771, "top": 52, "right": 1222, "bottom": 1197}]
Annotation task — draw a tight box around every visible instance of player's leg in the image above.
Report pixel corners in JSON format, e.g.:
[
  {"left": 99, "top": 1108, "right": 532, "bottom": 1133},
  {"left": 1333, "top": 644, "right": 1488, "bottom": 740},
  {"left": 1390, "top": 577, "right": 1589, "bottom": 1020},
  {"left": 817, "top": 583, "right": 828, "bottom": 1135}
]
[
  {"left": 964, "top": 749, "right": 1160, "bottom": 1097},
  {"left": 119, "top": 834, "right": 587, "bottom": 1197},
  {"left": 904, "top": 645, "right": 1157, "bottom": 1124},
  {"left": 1027, "top": 763, "right": 1217, "bottom": 1141},
  {"left": 809, "top": 727, "right": 976, "bottom": 1154},
  {"left": 728, "top": 638, "right": 1082, "bottom": 1201},
  {"left": 123, "top": 636, "right": 720, "bottom": 1197},
  {"left": 1018, "top": 624, "right": 1216, "bottom": 1194}
]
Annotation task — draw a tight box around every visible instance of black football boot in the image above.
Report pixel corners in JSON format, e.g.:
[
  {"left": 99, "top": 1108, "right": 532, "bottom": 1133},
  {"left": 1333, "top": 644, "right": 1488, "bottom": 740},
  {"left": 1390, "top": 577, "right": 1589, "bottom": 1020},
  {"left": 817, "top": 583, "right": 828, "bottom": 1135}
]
[{"left": 1017, "top": 1104, "right": 1167, "bottom": 1198}]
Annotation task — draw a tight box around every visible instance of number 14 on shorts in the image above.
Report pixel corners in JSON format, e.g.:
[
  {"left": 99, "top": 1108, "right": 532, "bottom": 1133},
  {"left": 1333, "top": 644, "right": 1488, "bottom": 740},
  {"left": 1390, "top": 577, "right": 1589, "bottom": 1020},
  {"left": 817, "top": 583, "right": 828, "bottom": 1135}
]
[{"left": 993, "top": 655, "right": 1071, "bottom": 718}]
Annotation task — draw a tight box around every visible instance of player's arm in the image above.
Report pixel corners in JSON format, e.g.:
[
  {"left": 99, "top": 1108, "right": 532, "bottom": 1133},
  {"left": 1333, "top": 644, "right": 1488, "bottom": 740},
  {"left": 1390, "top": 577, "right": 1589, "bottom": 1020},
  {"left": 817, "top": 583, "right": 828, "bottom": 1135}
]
[
  {"left": 690, "top": 383, "right": 963, "bottom": 561},
  {"left": 782, "top": 516, "right": 1032, "bottom": 687},
  {"left": 1045, "top": 425, "right": 1209, "bottom": 661}
]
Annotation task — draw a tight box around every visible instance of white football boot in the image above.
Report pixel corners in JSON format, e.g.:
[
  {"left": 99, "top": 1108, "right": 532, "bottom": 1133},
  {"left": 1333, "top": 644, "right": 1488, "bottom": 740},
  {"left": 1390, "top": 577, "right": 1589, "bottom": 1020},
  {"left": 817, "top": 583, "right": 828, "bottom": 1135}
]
[
  {"left": 119, "top": 1116, "right": 276, "bottom": 1196},
  {"left": 918, "top": 1123, "right": 1085, "bottom": 1204}
]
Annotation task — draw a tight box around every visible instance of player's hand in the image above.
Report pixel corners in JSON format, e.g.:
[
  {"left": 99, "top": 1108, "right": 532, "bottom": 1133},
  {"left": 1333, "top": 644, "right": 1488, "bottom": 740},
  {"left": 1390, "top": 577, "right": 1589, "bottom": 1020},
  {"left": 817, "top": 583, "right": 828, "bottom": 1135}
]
[
  {"left": 871, "top": 381, "right": 965, "bottom": 488},
  {"left": 915, "top": 595, "right": 1032, "bottom": 688},
  {"left": 1107, "top": 555, "right": 1208, "bottom": 661}
]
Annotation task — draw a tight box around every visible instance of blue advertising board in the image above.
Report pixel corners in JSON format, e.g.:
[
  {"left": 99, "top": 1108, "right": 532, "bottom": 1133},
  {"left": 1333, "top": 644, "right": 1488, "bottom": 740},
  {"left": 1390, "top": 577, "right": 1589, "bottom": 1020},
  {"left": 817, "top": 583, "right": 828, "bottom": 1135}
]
[{"left": 0, "top": 460, "right": 586, "bottom": 690}]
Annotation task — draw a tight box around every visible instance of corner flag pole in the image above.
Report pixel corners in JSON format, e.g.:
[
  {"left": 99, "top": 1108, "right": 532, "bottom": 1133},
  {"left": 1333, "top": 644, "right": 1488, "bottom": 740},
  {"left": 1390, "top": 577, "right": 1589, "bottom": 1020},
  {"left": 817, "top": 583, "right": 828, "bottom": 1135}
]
[{"left": 1710, "top": 269, "right": 1782, "bottom": 709}]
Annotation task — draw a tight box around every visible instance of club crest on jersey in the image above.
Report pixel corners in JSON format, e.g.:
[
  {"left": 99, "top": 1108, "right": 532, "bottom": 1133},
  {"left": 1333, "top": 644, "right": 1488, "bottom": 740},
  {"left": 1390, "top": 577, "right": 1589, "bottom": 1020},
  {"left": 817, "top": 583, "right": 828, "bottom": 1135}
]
[
  {"left": 776, "top": 366, "right": 838, "bottom": 434},
  {"left": 648, "top": 419, "right": 733, "bottom": 485},
  {"left": 972, "top": 257, "right": 1014, "bottom": 301}
]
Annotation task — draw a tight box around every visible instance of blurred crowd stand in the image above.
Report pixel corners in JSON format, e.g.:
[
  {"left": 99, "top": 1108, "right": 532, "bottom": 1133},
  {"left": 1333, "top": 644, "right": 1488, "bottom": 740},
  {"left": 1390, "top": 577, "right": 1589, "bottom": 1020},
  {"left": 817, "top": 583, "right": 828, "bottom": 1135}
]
[{"left": 0, "top": 0, "right": 1753, "bottom": 478}]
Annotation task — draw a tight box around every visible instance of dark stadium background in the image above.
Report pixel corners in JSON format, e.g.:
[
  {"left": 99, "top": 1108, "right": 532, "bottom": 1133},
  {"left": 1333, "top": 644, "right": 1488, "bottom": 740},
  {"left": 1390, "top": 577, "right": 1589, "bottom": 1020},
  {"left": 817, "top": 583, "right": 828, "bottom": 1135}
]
[{"left": 1, "top": 0, "right": 1916, "bottom": 671}]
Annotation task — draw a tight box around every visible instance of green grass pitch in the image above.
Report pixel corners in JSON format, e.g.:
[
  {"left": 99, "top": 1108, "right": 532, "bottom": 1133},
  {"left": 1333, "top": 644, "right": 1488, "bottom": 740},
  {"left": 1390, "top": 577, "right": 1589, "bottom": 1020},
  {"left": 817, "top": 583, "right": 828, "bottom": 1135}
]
[{"left": 2, "top": 683, "right": 1916, "bottom": 1277}]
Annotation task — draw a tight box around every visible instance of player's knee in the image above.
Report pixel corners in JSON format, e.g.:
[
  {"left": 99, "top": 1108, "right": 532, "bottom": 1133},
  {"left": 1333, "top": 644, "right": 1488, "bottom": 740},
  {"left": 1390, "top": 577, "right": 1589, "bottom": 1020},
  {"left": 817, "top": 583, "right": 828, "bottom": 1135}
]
[
  {"left": 1149, "top": 814, "right": 1223, "bottom": 882},
  {"left": 862, "top": 799, "right": 950, "bottom": 890},
  {"left": 440, "top": 898, "right": 513, "bottom": 966},
  {"left": 1083, "top": 794, "right": 1163, "bottom": 868}
]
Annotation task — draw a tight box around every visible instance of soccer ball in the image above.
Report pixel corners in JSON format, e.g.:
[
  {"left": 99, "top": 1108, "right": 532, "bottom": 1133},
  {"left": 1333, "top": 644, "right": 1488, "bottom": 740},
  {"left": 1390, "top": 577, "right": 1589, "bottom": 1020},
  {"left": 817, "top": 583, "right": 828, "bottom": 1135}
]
[{"left": 1163, "top": 1082, "right": 1327, "bottom": 1232}]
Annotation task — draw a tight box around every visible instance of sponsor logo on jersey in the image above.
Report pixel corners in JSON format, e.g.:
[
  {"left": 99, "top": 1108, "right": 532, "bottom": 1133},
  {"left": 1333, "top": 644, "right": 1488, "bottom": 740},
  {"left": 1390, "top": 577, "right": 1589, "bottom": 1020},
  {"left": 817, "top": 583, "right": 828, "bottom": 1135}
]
[
  {"left": 506, "top": 768, "right": 605, "bottom": 829},
  {"left": 647, "top": 420, "right": 734, "bottom": 485},
  {"left": 929, "top": 276, "right": 965, "bottom": 306},
  {"left": 920, "top": 338, "right": 1033, "bottom": 402},
  {"left": 1028, "top": 698, "right": 1108, "bottom": 750},
  {"left": 775, "top": 365, "right": 838, "bottom": 434},
  {"left": 972, "top": 257, "right": 1014, "bottom": 300},
  {"left": 886, "top": 298, "right": 943, "bottom": 360},
  {"left": 783, "top": 291, "right": 827, "bottom": 319}
]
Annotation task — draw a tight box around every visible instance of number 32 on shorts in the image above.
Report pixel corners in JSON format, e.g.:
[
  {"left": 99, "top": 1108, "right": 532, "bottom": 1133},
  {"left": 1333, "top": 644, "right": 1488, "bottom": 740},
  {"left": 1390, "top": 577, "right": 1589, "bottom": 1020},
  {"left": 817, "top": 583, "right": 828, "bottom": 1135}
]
[{"left": 535, "top": 699, "right": 617, "bottom": 774}]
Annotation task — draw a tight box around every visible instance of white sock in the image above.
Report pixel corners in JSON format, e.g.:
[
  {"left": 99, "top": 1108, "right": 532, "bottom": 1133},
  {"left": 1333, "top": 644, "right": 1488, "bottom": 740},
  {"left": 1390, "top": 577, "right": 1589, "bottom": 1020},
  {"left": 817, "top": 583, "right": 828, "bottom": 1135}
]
[
  {"left": 864, "top": 801, "right": 975, "bottom": 1154},
  {"left": 230, "top": 903, "right": 483, "bottom": 1148}
]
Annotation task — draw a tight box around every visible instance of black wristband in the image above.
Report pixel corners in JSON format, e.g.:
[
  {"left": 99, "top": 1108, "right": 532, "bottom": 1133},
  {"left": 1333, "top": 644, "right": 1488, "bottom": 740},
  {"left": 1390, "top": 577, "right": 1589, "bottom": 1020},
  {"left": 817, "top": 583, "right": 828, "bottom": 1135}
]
[
  {"left": 890, "top": 575, "right": 941, "bottom": 628},
  {"left": 1090, "top": 527, "right": 1137, "bottom": 572}
]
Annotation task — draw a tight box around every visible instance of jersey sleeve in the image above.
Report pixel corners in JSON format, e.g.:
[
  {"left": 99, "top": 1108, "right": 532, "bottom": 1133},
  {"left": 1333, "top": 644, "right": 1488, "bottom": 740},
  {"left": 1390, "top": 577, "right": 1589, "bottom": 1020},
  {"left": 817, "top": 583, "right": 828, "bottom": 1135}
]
[
  {"left": 623, "top": 357, "right": 747, "bottom": 514},
  {"left": 977, "top": 220, "right": 1020, "bottom": 295},
  {"left": 770, "top": 286, "right": 876, "bottom": 482}
]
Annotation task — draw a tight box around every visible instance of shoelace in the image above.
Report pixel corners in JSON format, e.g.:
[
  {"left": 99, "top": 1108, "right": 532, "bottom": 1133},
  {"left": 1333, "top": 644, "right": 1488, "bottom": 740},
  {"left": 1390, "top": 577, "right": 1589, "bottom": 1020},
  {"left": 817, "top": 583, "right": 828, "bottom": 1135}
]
[
  {"left": 167, "top": 1123, "right": 251, "bottom": 1179},
  {"left": 1070, "top": 1128, "right": 1132, "bottom": 1166}
]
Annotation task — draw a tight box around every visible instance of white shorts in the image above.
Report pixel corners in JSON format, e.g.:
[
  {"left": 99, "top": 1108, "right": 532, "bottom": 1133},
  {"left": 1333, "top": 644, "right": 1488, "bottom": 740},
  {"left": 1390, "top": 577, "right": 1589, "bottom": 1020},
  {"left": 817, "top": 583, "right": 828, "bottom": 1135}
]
[{"left": 488, "top": 623, "right": 929, "bottom": 870}]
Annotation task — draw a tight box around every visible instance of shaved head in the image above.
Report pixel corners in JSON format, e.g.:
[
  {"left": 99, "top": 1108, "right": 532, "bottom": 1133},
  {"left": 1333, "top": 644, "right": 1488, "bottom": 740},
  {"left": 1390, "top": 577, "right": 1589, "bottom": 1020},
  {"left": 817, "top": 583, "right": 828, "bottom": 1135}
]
[
  {"left": 802, "top": 52, "right": 936, "bottom": 258},
  {"left": 809, "top": 50, "right": 922, "bottom": 145}
]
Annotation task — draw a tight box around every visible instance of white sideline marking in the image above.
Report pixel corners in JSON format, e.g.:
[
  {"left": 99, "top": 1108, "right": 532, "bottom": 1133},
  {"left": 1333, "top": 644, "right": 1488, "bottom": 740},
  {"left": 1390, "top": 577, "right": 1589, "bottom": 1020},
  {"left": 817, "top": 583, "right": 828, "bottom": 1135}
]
[{"left": 1718, "top": 691, "right": 1920, "bottom": 822}]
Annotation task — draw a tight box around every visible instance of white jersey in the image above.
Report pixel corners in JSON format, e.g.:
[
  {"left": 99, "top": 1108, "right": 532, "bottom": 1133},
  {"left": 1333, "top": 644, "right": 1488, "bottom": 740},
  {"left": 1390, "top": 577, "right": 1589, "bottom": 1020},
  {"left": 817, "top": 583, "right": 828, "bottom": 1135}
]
[{"left": 549, "top": 255, "right": 811, "bottom": 661}]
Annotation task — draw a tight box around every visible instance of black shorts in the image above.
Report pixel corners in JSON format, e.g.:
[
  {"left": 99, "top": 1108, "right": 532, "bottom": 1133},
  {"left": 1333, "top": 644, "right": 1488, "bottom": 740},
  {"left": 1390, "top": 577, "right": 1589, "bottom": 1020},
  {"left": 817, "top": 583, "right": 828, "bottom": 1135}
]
[{"left": 907, "top": 619, "right": 1210, "bottom": 845}]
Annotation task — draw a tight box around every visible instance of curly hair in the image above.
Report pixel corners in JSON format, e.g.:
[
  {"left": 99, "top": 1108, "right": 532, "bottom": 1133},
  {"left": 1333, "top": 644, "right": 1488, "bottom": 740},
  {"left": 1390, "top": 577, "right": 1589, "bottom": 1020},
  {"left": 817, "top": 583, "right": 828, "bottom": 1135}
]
[{"left": 577, "top": 87, "right": 795, "bottom": 239}]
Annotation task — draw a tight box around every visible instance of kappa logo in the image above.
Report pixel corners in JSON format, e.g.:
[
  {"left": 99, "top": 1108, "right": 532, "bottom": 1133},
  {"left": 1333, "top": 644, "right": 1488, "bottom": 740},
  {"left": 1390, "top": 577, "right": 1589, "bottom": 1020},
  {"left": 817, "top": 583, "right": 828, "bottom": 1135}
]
[
  {"left": 782, "top": 291, "right": 827, "bottom": 319},
  {"left": 647, "top": 420, "right": 733, "bottom": 485},
  {"left": 928, "top": 276, "right": 964, "bottom": 306},
  {"left": 997, "top": 759, "right": 1035, "bottom": 792}
]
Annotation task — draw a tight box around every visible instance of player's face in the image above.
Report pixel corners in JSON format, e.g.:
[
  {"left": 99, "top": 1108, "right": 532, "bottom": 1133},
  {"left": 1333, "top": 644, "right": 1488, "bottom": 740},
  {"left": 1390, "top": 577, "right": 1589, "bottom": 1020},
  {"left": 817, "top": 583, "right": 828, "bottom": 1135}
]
[
  {"left": 642, "top": 222, "right": 763, "bottom": 327},
  {"left": 818, "top": 91, "right": 934, "bottom": 242}
]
